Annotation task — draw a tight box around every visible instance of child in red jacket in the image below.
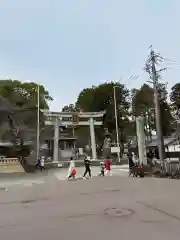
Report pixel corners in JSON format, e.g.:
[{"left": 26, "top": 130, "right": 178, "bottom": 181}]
[{"left": 105, "top": 156, "right": 112, "bottom": 176}]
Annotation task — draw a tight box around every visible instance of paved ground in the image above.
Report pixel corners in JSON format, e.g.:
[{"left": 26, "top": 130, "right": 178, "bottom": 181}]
[
  {"left": 0, "top": 167, "right": 180, "bottom": 239},
  {"left": 0, "top": 165, "right": 129, "bottom": 189}
]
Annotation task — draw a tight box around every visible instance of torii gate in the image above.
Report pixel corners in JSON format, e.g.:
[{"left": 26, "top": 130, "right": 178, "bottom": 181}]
[{"left": 42, "top": 111, "right": 105, "bottom": 162}]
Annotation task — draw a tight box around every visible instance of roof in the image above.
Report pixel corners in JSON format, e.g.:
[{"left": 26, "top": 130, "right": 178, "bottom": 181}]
[
  {"left": 0, "top": 140, "right": 32, "bottom": 147},
  {"left": 146, "top": 135, "right": 178, "bottom": 147},
  {"left": 44, "top": 137, "right": 77, "bottom": 140}
]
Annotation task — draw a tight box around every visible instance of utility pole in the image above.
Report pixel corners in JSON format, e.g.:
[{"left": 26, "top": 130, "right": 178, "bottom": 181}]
[
  {"left": 112, "top": 76, "right": 137, "bottom": 162},
  {"left": 150, "top": 49, "right": 164, "bottom": 162},
  {"left": 36, "top": 85, "right": 40, "bottom": 161},
  {"left": 113, "top": 86, "right": 121, "bottom": 162}
]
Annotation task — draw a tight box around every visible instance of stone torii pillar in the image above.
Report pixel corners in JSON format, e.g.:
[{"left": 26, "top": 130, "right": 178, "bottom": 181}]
[
  {"left": 89, "top": 117, "right": 97, "bottom": 160},
  {"left": 136, "top": 116, "right": 147, "bottom": 164},
  {"left": 43, "top": 111, "right": 104, "bottom": 162},
  {"left": 53, "top": 117, "right": 59, "bottom": 163}
]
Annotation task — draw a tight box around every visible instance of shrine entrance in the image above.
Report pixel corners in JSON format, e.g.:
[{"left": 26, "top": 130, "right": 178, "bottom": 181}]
[{"left": 42, "top": 111, "right": 105, "bottom": 162}]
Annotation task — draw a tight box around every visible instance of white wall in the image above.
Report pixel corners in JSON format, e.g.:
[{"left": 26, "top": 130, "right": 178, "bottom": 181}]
[{"left": 166, "top": 144, "right": 180, "bottom": 152}]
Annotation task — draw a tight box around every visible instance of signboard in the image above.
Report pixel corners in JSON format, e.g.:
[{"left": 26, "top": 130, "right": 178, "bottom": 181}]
[
  {"left": 72, "top": 114, "right": 79, "bottom": 124},
  {"left": 40, "top": 143, "right": 48, "bottom": 149},
  {"left": 124, "top": 148, "right": 128, "bottom": 153},
  {"left": 111, "top": 146, "right": 120, "bottom": 153},
  {"left": 79, "top": 148, "right": 83, "bottom": 155}
]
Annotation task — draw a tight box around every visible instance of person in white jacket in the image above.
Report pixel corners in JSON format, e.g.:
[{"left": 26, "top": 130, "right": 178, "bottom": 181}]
[
  {"left": 67, "top": 157, "right": 76, "bottom": 180},
  {"left": 40, "top": 156, "right": 45, "bottom": 172}
]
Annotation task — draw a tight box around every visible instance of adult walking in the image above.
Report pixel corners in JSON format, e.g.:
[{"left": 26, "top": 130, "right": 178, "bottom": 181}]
[
  {"left": 83, "top": 156, "right": 91, "bottom": 179},
  {"left": 147, "top": 149, "right": 154, "bottom": 167},
  {"left": 127, "top": 152, "right": 135, "bottom": 176}
]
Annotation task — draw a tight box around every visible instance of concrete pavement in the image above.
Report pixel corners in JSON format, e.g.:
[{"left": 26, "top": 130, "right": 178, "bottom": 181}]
[
  {"left": 0, "top": 165, "right": 129, "bottom": 189},
  {"left": 0, "top": 174, "right": 180, "bottom": 239}
]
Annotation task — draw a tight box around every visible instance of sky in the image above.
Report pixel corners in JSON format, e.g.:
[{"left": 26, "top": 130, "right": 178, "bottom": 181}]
[{"left": 0, "top": 0, "right": 180, "bottom": 111}]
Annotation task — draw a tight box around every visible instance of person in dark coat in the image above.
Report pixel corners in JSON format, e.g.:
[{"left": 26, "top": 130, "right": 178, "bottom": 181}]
[
  {"left": 36, "top": 157, "right": 41, "bottom": 169},
  {"left": 127, "top": 152, "right": 135, "bottom": 176},
  {"left": 147, "top": 149, "right": 154, "bottom": 167},
  {"left": 83, "top": 156, "right": 91, "bottom": 178},
  {"left": 155, "top": 147, "right": 159, "bottom": 159},
  {"left": 127, "top": 152, "right": 134, "bottom": 167}
]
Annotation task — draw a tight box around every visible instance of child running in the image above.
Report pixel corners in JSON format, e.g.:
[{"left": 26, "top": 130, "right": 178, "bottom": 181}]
[
  {"left": 99, "top": 161, "right": 105, "bottom": 176},
  {"left": 67, "top": 157, "right": 76, "bottom": 180},
  {"left": 105, "top": 156, "right": 112, "bottom": 176}
]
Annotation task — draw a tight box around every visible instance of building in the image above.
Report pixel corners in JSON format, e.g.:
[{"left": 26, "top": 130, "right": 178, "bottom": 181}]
[
  {"left": 146, "top": 134, "right": 180, "bottom": 158},
  {"left": 42, "top": 125, "right": 77, "bottom": 159}
]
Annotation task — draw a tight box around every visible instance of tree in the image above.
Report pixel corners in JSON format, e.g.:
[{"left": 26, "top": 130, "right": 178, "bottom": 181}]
[
  {"left": 159, "top": 101, "right": 173, "bottom": 136},
  {"left": 0, "top": 80, "right": 53, "bottom": 141},
  {"left": 158, "top": 83, "right": 173, "bottom": 136},
  {"left": 132, "top": 83, "right": 172, "bottom": 137},
  {"left": 62, "top": 104, "right": 77, "bottom": 112},
  {"left": 76, "top": 82, "right": 129, "bottom": 127},
  {"left": 132, "top": 84, "right": 154, "bottom": 116},
  {"left": 169, "top": 83, "right": 180, "bottom": 133},
  {"left": 0, "top": 80, "right": 52, "bottom": 107},
  {"left": 132, "top": 84, "right": 155, "bottom": 138},
  {"left": 170, "top": 83, "right": 180, "bottom": 118},
  {"left": 75, "top": 82, "right": 130, "bottom": 152},
  {"left": 0, "top": 80, "right": 52, "bottom": 119}
]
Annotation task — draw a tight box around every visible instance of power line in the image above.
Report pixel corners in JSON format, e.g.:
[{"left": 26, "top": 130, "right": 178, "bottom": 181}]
[
  {"left": 161, "top": 57, "right": 180, "bottom": 69},
  {"left": 121, "top": 75, "right": 139, "bottom": 88}
]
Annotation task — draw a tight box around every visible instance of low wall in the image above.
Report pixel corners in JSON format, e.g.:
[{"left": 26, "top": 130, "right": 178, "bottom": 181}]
[
  {"left": 0, "top": 157, "right": 25, "bottom": 173},
  {"left": 0, "top": 157, "right": 19, "bottom": 165}
]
